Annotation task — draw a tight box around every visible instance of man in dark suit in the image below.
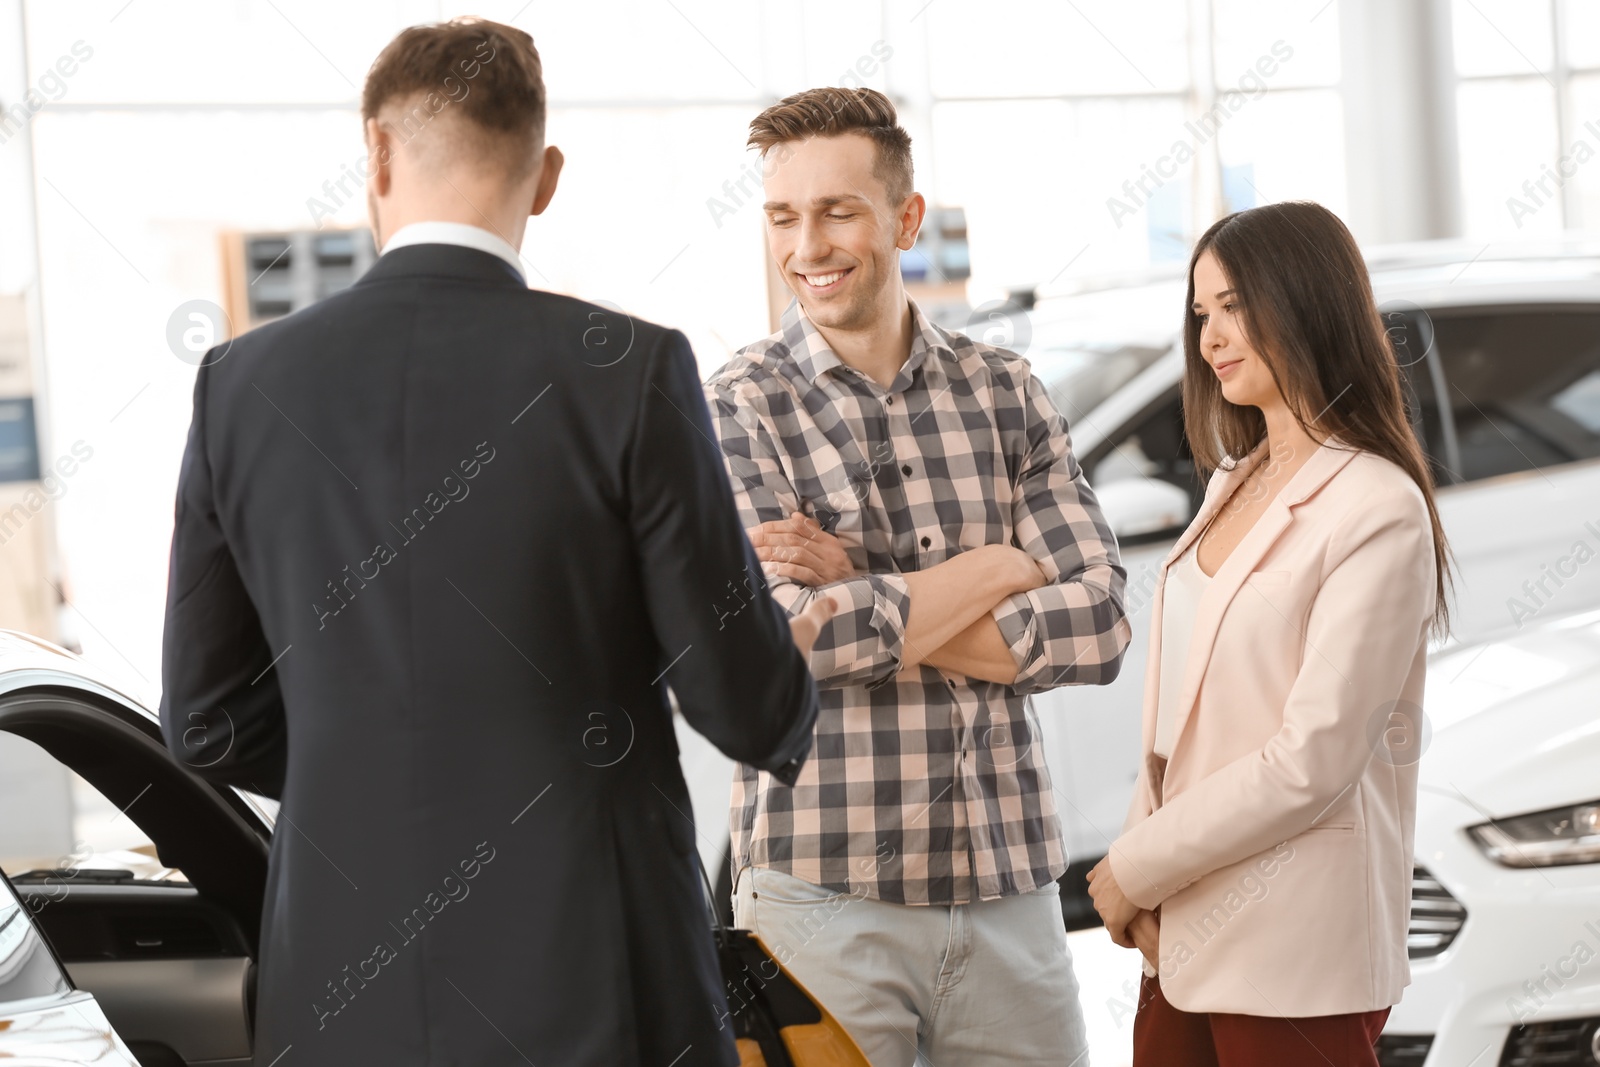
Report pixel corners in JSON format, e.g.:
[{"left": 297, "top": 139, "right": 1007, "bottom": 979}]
[{"left": 160, "top": 17, "right": 832, "bottom": 1066}]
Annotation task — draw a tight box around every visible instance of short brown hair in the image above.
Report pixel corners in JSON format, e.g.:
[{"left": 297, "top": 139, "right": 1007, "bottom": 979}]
[
  {"left": 747, "top": 87, "right": 913, "bottom": 204},
  {"left": 362, "top": 17, "right": 546, "bottom": 176}
]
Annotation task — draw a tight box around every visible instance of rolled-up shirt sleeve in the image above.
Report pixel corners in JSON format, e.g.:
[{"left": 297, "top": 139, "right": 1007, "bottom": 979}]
[
  {"left": 771, "top": 571, "right": 911, "bottom": 690},
  {"left": 990, "top": 370, "right": 1132, "bottom": 693},
  {"left": 706, "top": 375, "right": 913, "bottom": 690}
]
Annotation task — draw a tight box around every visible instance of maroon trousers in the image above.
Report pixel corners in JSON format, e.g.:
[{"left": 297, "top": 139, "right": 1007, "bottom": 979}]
[{"left": 1133, "top": 973, "right": 1390, "bottom": 1067}]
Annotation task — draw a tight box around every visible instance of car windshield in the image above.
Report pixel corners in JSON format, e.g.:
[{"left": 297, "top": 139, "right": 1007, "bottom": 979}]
[
  {"left": 1029, "top": 341, "right": 1171, "bottom": 420},
  {"left": 1014, "top": 279, "right": 1185, "bottom": 419}
]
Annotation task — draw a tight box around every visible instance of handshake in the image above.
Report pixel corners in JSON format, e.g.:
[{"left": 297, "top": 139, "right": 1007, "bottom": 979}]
[{"left": 750, "top": 510, "right": 1050, "bottom": 667}]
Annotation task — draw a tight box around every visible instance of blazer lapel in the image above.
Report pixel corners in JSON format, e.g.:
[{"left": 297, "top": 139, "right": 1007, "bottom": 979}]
[
  {"left": 1134, "top": 440, "right": 1264, "bottom": 812},
  {"left": 1153, "top": 435, "right": 1361, "bottom": 800},
  {"left": 1161, "top": 440, "right": 1270, "bottom": 570}
]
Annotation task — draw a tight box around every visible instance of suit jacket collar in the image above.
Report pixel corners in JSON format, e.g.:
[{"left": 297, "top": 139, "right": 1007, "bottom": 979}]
[
  {"left": 382, "top": 220, "right": 526, "bottom": 281},
  {"left": 357, "top": 242, "right": 528, "bottom": 290}
]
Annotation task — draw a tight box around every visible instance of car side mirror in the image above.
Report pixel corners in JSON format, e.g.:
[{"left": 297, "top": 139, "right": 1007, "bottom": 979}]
[{"left": 1093, "top": 478, "right": 1191, "bottom": 540}]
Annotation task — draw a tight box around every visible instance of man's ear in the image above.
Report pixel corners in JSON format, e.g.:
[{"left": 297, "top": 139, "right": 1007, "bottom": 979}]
[
  {"left": 529, "top": 144, "right": 564, "bottom": 217},
  {"left": 896, "top": 192, "right": 927, "bottom": 251},
  {"left": 365, "top": 118, "right": 393, "bottom": 197}
]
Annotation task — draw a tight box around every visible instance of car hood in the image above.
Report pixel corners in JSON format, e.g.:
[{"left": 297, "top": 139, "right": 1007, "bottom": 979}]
[{"left": 1420, "top": 606, "right": 1600, "bottom": 817}]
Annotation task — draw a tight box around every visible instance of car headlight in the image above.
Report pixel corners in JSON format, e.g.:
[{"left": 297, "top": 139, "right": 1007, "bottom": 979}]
[{"left": 1468, "top": 801, "right": 1600, "bottom": 868}]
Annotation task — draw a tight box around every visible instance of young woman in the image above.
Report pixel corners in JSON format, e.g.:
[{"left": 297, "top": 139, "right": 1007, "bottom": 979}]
[{"left": 1085, "top": 200, "right": 1454, "bottom": 1066}]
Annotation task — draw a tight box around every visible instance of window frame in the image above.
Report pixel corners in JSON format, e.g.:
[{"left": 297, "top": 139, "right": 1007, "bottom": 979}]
[{"left": 1453, "top": 0, "right": 1599, "bottom": 230}]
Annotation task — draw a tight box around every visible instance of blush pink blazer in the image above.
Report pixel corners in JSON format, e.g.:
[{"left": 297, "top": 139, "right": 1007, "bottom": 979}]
[{"left": 1108, "top": 434, "right": 1437, "bottom": 1017}]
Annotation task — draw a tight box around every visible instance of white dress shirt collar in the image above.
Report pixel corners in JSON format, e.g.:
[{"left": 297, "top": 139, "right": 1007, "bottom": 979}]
[{"left": 381, "top": 221, "right": 525, "bottom": 283}]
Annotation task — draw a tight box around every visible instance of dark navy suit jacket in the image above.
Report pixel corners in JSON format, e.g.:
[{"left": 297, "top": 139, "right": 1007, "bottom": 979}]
[{"left": 160, "top": 242, "right": 817, "bottom": 1065}]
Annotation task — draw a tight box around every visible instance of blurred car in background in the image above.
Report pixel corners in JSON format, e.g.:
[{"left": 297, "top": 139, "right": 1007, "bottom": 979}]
[{"left": 1377, "top": 604, "right": 1600, "bottom": 1066}]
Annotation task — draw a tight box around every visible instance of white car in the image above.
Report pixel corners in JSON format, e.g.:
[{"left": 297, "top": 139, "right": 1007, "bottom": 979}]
[{"left": 1378, "top": 604, "right": 1600, "bottom": 1066}]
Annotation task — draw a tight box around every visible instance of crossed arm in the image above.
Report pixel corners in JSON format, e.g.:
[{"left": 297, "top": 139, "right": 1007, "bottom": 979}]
[
  {"left": 750, "top": 512, "right": 1041, "bottom": 683},
  {"left": 719, "top": 366, "right": 1131, "bottom": 692}
]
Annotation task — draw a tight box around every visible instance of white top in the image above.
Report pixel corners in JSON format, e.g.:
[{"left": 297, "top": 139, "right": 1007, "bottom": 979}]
[
  {"left": 381, "top": 221, "right": 526, "bottom": 284},
  {"left": 1153, "top": 538, "right": 1211, "bottom": 760}
]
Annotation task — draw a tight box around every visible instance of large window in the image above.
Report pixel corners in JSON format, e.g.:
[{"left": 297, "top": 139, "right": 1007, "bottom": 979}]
[
  {"left": 1210, "top": 0, "right": 1347, "bottom": 217},
  {"left": 925, "top": 0, "right": 1347, "bottom": 296},
  {"left": 1455, "top": 0, "right": 1600, "bottom": 236}
]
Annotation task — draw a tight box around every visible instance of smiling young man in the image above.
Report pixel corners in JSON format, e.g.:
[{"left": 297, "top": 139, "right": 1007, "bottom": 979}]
[{"left": 704, "top": 87, "right": 1133, "bottom": 1065}]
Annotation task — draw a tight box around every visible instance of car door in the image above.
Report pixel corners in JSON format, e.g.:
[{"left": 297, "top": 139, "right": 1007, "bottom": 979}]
[
  {"left": 0, "top": 678, "right": 271, "bottom": 1066},
  {"left": 0, "top": 865, "right": 141, "bottom": 1066}
]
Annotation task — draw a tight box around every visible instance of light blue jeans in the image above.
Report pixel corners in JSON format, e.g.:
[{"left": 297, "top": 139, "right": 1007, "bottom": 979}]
[{"left": 732, "top": 865, "right": 1090, "bottom": 1066}]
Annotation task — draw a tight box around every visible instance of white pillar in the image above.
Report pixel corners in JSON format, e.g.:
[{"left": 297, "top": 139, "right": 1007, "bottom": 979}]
[{"left": 1338, "top": 0, "right": 1462, "bottom": 242}]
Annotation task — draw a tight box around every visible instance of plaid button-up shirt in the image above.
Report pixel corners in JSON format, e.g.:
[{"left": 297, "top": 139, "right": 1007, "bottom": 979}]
[{"left": 704, "top": 298, "right": 1132, "bottom": 905}]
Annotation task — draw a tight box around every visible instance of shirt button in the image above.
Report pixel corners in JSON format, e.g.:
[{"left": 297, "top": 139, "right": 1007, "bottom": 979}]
[
  {"left": 947, "top": 679, "right": 956, "bottom": 688},
  {"left": 901, "top": 464, "right": 912, "bottom": 476},
  {"left": 920, "top": 536, "right": 931, "bottom": 548},
  {"left": 885, "top": 396, "right": 894, "bottom": 406}
]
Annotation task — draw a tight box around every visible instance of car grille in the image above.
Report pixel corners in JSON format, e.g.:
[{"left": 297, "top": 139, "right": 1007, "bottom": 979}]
[
  {"left": 1376, "top": 1033, "right": 1435, "bottom": 1066},
  {"left": 1409, "top": 864, "right": 1466, "bottom": 959},
  {"left": 1498, "top": 1017, "right": 1600, "bottom": 1065}
]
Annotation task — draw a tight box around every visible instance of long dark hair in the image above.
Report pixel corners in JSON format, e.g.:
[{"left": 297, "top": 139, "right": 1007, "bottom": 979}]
[{"left": 1181, "top": 200, "right": 1454, "bottom": 637}]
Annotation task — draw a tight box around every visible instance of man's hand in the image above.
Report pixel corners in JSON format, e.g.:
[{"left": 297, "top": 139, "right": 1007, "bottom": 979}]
[
  {"left": 1087, "top": 855, "right": 1141, "bottom": 947},
  {"left": 787, "top": 594, "right": 839, "bottom": 659},
  {"left": 1128, "top": 909, "right": 1160, "bottom": 970},
  {"left": 750, "top": 512, "right": 854, "bottom": 587}
]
